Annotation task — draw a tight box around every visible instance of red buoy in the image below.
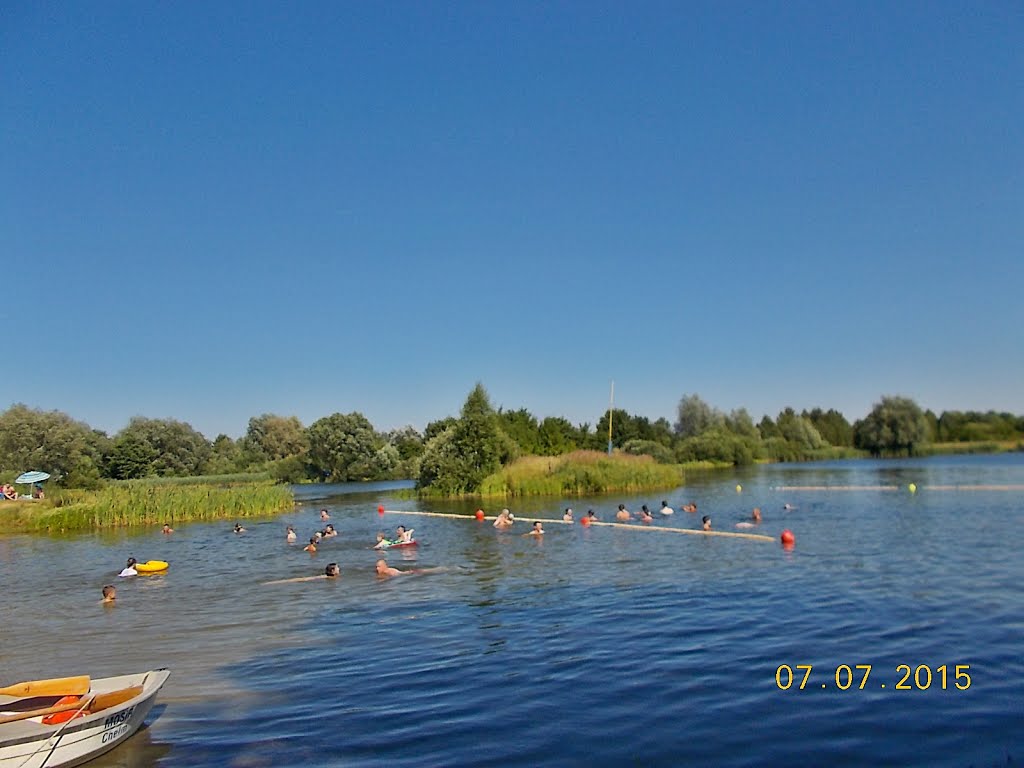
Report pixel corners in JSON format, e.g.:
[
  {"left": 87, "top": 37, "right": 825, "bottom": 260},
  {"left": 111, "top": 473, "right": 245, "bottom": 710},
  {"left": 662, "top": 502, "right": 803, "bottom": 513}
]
[
  {"left": 475, "top": 509, "right": 485, "bottom": 520},
  {"left": 580, "top": 516, "right": 591, "bottom": 526},
  {"left": 377, "top": 505, "right": 385, "bottom": 515},
  {"left": 780, "top": 529, "right": 795, "bottom": 546}
]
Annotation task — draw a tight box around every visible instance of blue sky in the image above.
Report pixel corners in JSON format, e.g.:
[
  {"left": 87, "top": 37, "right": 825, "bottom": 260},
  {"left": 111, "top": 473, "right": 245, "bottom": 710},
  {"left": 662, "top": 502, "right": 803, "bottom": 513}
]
[{"left": 2, "top": 2, "right": 1021, "bottom": 439}]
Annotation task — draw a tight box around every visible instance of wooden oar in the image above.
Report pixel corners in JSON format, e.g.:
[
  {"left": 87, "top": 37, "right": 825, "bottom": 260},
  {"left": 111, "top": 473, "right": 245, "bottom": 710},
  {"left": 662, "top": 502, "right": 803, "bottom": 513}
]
[
  {"left": 0, "top": 676, "right": 90, "bottom": 699},
  {"left": 0, "top": 696, "right": 94, "bottom": 726},
  {"left": 0, "top": 685, "right": 144, "bottom": 726}
]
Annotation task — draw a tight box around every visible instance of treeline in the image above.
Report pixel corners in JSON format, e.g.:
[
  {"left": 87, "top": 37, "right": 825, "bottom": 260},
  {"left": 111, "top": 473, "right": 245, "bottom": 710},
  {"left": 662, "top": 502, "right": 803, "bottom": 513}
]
[{"left": 1, "top": 391, "right": 1022, "bottom": 492}]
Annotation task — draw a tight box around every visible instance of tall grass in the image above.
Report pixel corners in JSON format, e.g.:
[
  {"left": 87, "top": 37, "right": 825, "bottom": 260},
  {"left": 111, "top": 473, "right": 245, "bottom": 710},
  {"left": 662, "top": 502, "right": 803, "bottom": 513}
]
[
  {"left": 0, "top": 480, "right": 293, "bottom": 532},
  {"left": 476, "top": 450, "right": 683, "bottom": 498}
]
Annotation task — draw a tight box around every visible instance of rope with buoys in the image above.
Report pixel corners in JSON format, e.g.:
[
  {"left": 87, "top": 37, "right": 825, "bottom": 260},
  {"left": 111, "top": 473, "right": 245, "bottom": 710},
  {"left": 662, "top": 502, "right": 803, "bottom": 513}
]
[{"left": 379, "top": 509, "right": 774, "bottom": 542}]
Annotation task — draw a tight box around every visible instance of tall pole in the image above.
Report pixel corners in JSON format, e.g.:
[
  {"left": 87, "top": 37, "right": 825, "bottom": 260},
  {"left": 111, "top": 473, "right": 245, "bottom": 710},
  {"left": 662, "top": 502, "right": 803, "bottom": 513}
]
[{"left": 607, "top": 380, "right": 614, "bottom": 455}]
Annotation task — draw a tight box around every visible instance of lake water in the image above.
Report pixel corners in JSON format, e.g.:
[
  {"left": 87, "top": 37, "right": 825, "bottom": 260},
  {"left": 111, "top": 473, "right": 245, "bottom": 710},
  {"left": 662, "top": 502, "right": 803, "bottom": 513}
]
[{"left": 1, "top": 456, "right": 1021, "bottom": 766}]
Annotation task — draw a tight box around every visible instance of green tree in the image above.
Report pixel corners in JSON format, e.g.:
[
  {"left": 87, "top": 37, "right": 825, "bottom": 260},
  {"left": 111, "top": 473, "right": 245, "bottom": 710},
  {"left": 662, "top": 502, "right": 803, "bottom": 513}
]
[
  {"left": 538, "top": 416, "right": 577, "bottom": 455},
  {"left": 675, "top": 394, "right": 724, "bottom": 438},
  {"left": 307, "top": 412, "right": 381, "bottom": 481},
  {"left": 0, "top": 404, "right": 107, "bottom": 487},
  {"left": 243, "top": 414, "right": 308, "bottom": 462},
  {"left": 776, "top": 408, "right": 826, "bottom": 450},
  {"left": 108, "top": 417, "right": 212, "bottom": 478},
  {"left": 203, "top": 434, "right": 244, "bottom": 475},
  {"left": 498, "top": 408, "right": 541, "bottom": 454},
  {"left": 803, "top": 408, "right": 853, "bottom": 447},
  {"left": 854, "top": 396, "right": 931, "bottom": 456},
  {"left": 417, "top": 383, "right": 509, "bottom": 494},
  {"left": 758, "top": 415, "right": 780, "bottom": 439}
]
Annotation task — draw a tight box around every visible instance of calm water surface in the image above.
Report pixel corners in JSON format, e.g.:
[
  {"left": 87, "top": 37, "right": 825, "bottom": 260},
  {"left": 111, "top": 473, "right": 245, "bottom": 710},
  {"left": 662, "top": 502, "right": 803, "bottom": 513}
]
[{"left": 1, "top": 457, "right": 1021, "bottom": 766}]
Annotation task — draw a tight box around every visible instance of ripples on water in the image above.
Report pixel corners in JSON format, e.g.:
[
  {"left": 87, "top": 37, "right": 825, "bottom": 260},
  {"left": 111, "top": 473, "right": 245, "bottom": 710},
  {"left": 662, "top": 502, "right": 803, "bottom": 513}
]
[{"left": 1, "top": 456, "right": 1021, "bottom": 766}]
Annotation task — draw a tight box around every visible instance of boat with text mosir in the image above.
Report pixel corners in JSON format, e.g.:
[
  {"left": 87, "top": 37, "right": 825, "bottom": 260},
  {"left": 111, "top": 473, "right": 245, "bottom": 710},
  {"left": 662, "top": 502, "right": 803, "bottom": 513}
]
[{"left": 0, "top": 669, "right": 169, "bottom": 768}]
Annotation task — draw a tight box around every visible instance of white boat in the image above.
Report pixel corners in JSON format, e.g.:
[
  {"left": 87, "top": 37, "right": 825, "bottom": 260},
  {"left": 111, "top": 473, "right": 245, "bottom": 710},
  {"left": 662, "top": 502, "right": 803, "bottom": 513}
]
[{"left": 0, "top": 669, "right": 169, "bottom": 768}]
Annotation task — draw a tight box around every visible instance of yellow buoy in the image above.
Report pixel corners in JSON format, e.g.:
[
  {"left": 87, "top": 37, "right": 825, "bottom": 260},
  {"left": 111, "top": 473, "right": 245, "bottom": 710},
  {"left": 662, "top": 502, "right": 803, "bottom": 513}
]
[
  {"left": 908, "top": 483, "right": 917, "bottom": 494},
  {"left": 735, "top": 484, "right": 742, "bottom": 493}
]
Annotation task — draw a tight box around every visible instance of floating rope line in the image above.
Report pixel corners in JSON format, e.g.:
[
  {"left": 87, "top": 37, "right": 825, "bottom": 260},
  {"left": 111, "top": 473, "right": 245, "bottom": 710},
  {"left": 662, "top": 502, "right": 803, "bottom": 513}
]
[
  {"left": 380, "top": 509, "right": 774, "bottom": 542},
  {"left": 773, "top": 485, "right": 1024, "bottom": 492}
]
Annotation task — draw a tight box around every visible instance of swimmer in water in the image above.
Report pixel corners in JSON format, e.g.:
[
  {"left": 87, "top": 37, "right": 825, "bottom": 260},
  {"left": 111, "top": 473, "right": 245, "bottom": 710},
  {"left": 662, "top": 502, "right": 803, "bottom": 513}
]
[
  {"left": 322, "top": 524, "right": 338, "bottom": 538},
  {"left": 286, "top": 525, "right": 297, "bottom": 543},
  {"left": 233, "top": 523, "right": 246, "bottom": 534},
  {"left": 526, "top": 521, "right": 544, "bottom": 536},
  {"left": 373, "top": 532, "right": 394, "bottom": 549},
  {"left": 493, "top": 509, "right": 514, "bottom": 529},
  {"left": 735, "top": 508, "right": 762, "bottom": 529},
  {"left": 659, "top": 501, "right": 674, "bottom": 516},
  {"left": 616, "top": 504, "right": 631, "bottom": 522},
  {"left": 702, "top": 515, "right": 712, "bottom": 531},
  {"left": 783, "top": 503, "right": 796, "bottom": 511},
  {"left": 101, "top": 584, "right": 116, "bottom": 603},
  {"left": 304, "top": 537, "right": 318, "bottom": 553},
  {"left": 682, "top": 503, "right": 698, "bottom": 513},
  {"left": 395, "top": 525, "right": 414, "bottom": 543},
  {"left": 264, "top": 563, "right": 341, "bottom": 585},
  {"left": 119, "top": 558, "right": 138, "bottom": 578},
  {"left": 161, "top": 523, "right": 174, "bottom": 534},
  {"left": 562, "top": 508, "right": 574, "bottom": 523},
  {"left": 376, "top": 559, "right": 407, "bottom": 578},
  {"left": 638, "top": 505, "right": 654, "bottom": 523},
  {"left": 586, "top": 509, "right": 598, "bottom": 522},
  {"left": 320, "top": 509, "right": 330, "bottom": 521}
]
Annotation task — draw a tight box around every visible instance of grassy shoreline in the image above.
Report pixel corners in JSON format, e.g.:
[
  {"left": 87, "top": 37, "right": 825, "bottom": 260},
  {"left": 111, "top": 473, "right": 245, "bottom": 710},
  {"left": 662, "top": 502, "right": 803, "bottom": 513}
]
[
  {"left": 472, "top": 450, "right": 686, "bottom": 498},
  {"left": 0, "top": 480, "right": 294, "bottom": 533}
]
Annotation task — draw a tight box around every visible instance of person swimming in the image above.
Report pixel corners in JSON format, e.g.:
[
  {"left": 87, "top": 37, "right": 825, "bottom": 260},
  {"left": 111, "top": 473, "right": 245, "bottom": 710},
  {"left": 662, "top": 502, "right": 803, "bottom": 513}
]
[
  {"left": 263, "top": 563, "right": 341, "bottom": 585},
  {"left": 562, "top": 508, "right": 574, "bottom": 523},
  {"left": 682, "top": 503, "right": 698, "bottom": 513},
  {"left": 320, "top": 509, "right": 330, "bottom": 521},
  {"left": 493, "top": 509, "right": 514, "bottom": 529},
  {"left": 527, "top": 521, "right": 544, "bottom": 536},
  {"left": 322, "top": 524, "right": 338, "bottom": 538},
  {"left": 395, "top": 525, "right": 414, "bottom": 543},
  {"left": 638, "top": 506, "right": 654, "bottom": 523},
  {"left": 233, "top": 523, "right": 246, "bottom": 534},
  {"left": 101, "top": 584, "right": 116, "bottom": 603},
  {"left": 659, "top": 500, "right": 674, "bottom": 516},
  {"left": 119, "top": 558, "right": 138, "bottom": 577},
  {"left": 702, "top": 515, "right": 712, "bottom": 531},
  {"left": 374, "top": 532, "right": 394, "bottom": 549},
  {"left": 286, "top": 525, "right": 297, "bottom": 543},
  {"left": 375, "top": 559, "right": 407, "bottom": 578},
  {"left": 161, "top": 523, "right": 174, "bottom": 534},
  {"left": 587, "top": 509, "right": 598, "bottom": 522},
  {"left": 304, "top": 537, "right": 318, "bottom": 553},
  {"left": 735, "top": 508, "right": 762, "bottom": 528},
  {"left": 616, "top": 504, "right": 631, "bottom": 522}
]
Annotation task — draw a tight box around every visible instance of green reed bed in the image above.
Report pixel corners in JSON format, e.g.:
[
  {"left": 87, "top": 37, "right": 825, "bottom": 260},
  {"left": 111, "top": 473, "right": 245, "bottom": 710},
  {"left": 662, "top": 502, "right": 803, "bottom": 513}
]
[
  {"left": 0, "top": 480, "right": 293, "bottom": 532},
  {"left": 478, "top": 450, "right": 684, "bottom": 498}
]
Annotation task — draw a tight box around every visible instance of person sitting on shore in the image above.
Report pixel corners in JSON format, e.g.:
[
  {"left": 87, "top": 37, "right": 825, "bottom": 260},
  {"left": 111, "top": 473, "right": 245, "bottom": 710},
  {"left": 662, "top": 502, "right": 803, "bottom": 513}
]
[
  {"left": 304, "top": 537, "right": 318, "bottom": 553},
  {"left": 32, "top": 484, "right": 44, "bottom": 499},
  {"left": 2, "top": 483, "right": 17, "bottom": 500},
  {"left": 395, "top": 525, "right": 414, "bottom": 543},
  {"left": 638, "top": 506, "right": 654, "bottom": 524},
  {"left": 616, "top": 504, "right": 631, "bottom": 522},
  {"left": 562, "top": 508, "right": 573, "bottom": 523},
  {"left": 527, "top": 521, "right": 544, "bottom": 536},
  {"left": 119, "top": 558, "right": 138, "bottom": 577},
  {"left": 286, "top": 525, "right": 297, "bottom": 543},
  {"left": 101, "top": 585, "right": 116, "bottom": 604},
  {"left": 493, "top": 509, "right": 514, "bottom": 529},
  {"left": 702, "top": 515, "right": 712, "bottom": 531},
  {"left": 659, "top": 500, "right": 674, "bottom": 516}
]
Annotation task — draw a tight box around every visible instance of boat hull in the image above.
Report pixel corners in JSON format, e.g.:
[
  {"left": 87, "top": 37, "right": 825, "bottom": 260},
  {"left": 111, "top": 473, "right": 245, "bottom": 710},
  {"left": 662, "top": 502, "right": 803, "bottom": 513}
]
[{"left": 0, "top": 669, "right": 170, "bottom": 768}]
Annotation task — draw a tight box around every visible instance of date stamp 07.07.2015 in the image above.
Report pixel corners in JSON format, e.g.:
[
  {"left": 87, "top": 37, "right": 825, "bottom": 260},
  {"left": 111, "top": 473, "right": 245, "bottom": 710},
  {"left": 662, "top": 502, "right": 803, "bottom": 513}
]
[{"left": 775, "top": 664, "right": 972, "bottom": 691}]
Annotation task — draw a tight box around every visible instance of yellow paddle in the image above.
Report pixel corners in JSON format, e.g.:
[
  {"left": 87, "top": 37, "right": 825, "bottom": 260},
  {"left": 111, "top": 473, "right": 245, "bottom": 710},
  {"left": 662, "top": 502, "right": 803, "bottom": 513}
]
[{"left": 0, "top": 676, "right": 90, "bottom": 699}]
